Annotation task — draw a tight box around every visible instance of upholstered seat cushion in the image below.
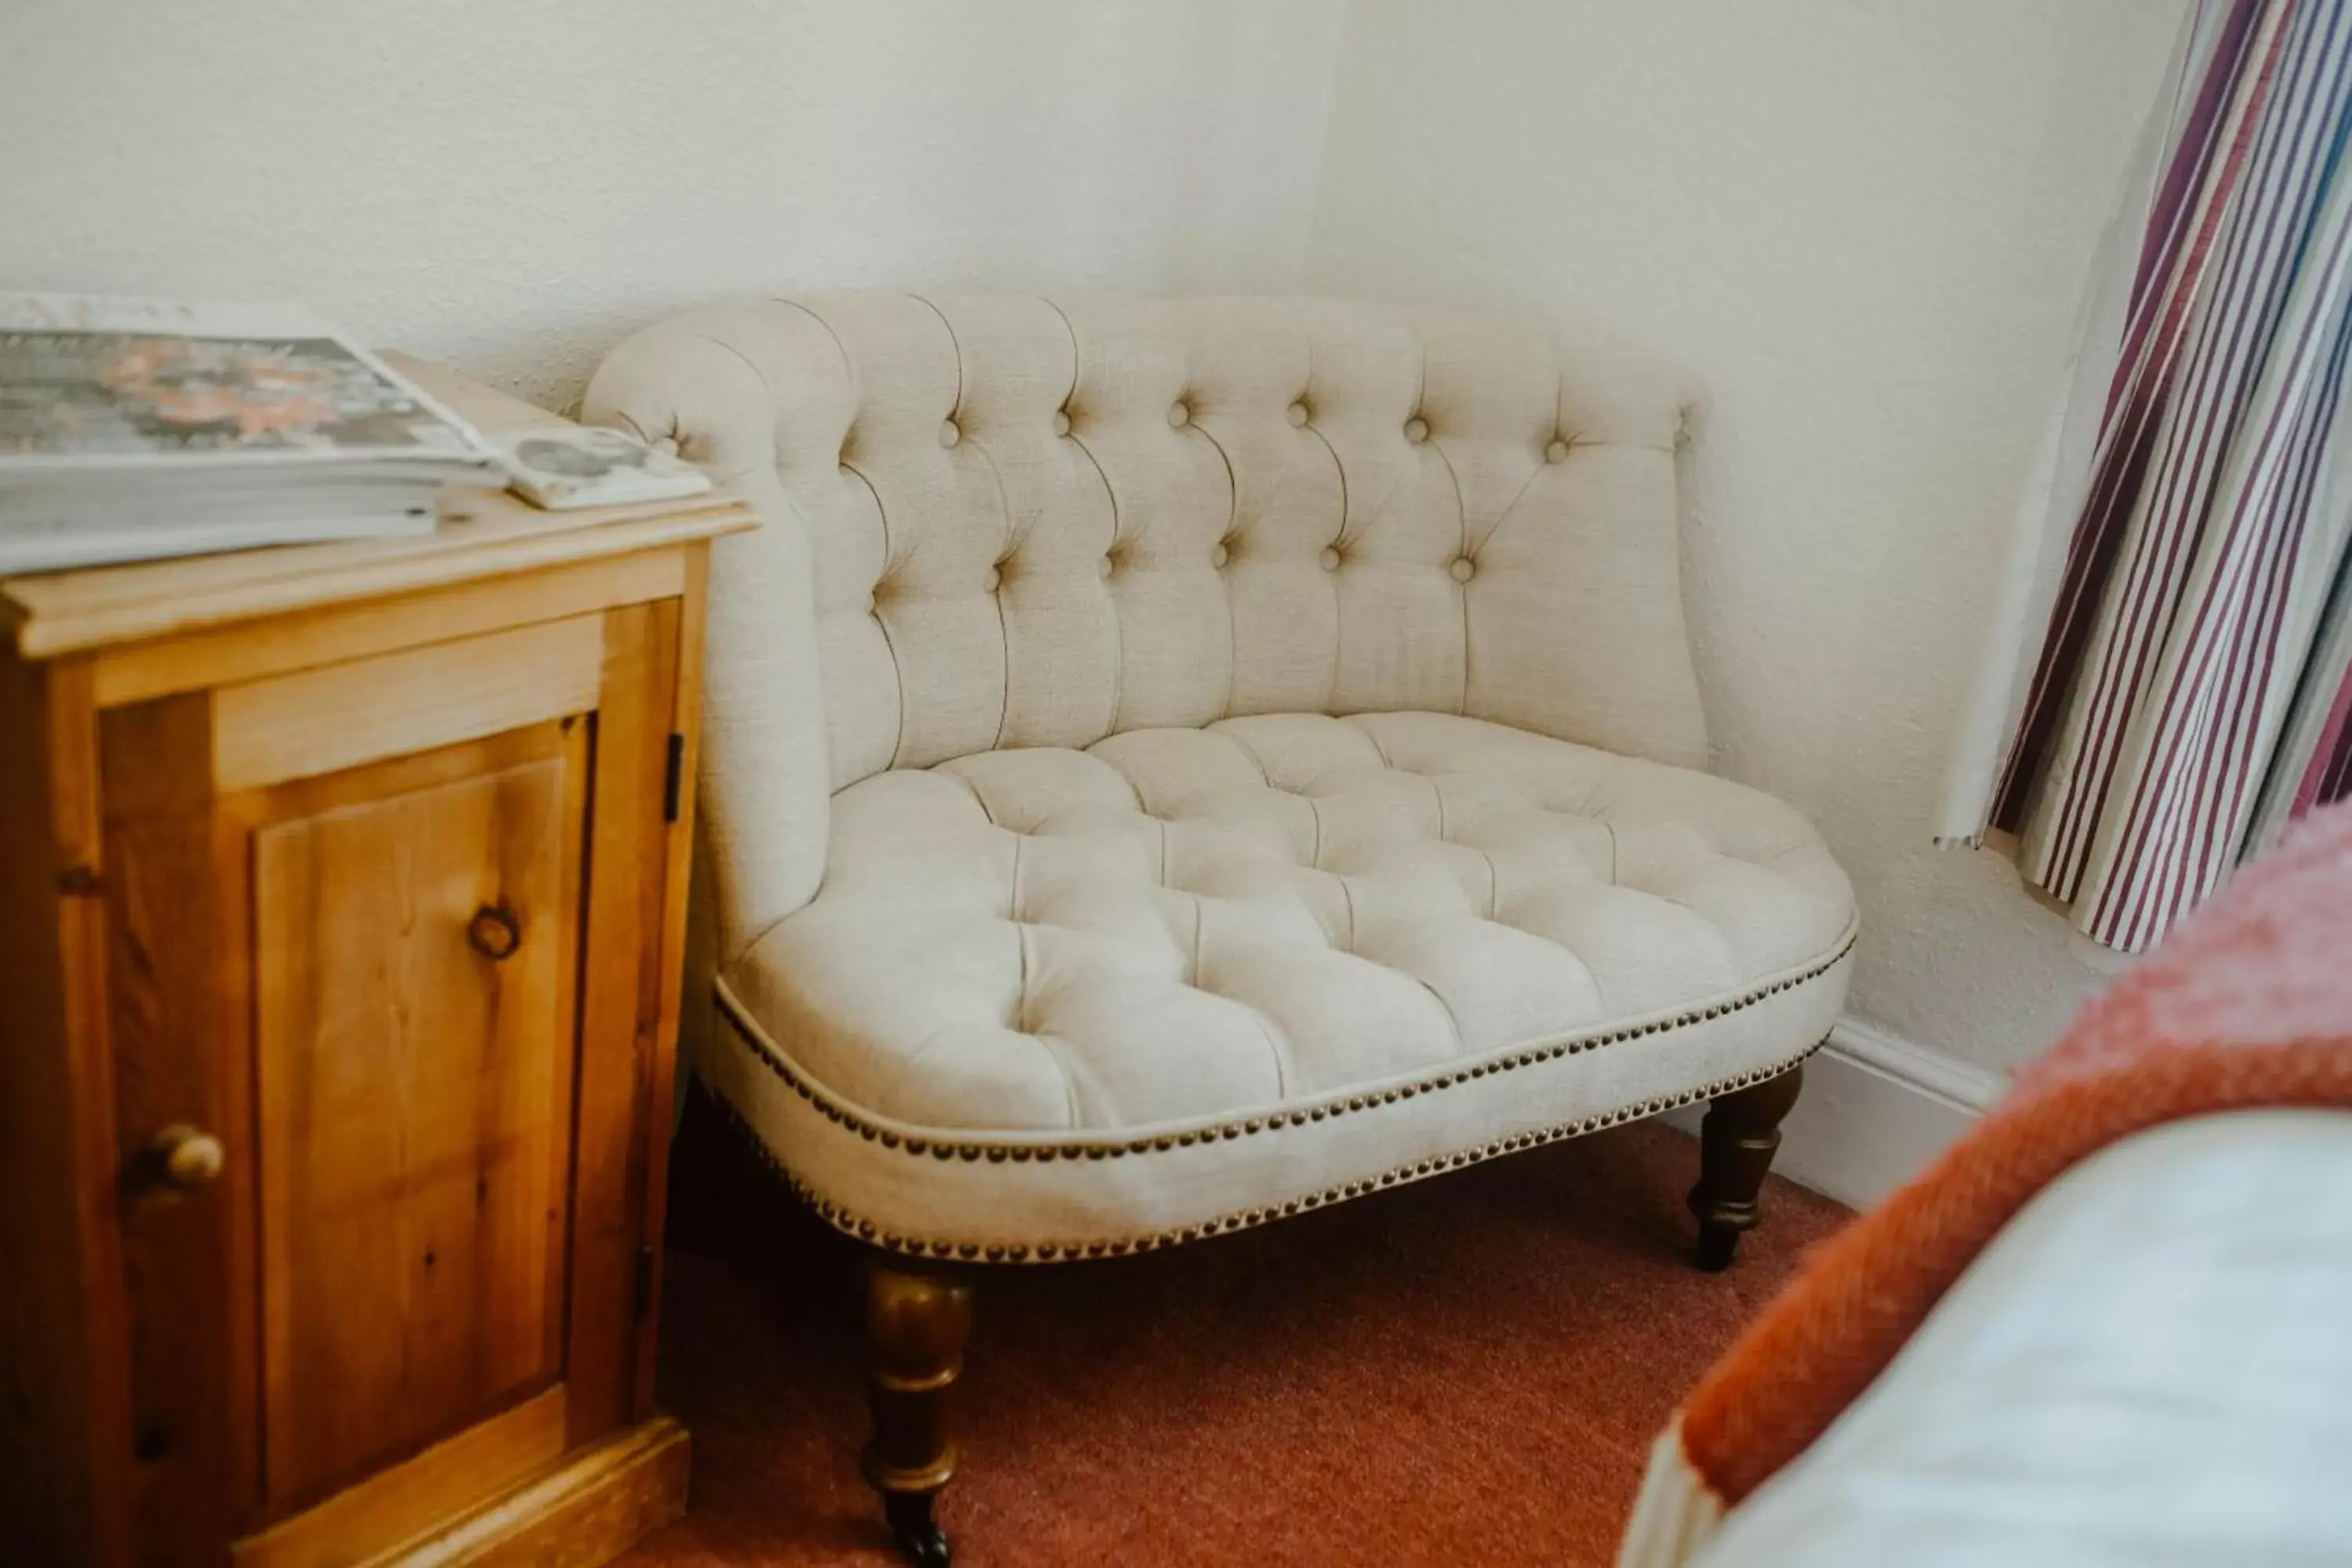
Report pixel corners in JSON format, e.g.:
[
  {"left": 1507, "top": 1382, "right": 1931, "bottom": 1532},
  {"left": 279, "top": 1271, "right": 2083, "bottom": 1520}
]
[{"left": 711, "top": 710, "right": 1854, "bottom": 1258}]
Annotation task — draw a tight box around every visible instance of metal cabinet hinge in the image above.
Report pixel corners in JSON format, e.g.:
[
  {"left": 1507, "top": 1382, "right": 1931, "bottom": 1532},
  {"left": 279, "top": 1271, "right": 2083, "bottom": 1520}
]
[{"left": 661, "top": 734, "right": 685, "bottom": 823}]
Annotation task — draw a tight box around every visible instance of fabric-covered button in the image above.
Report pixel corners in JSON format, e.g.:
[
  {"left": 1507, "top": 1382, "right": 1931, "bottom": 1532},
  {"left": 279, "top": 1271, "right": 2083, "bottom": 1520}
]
[
  {"left": 1404, "top": 417, "right": 1429, "bottom": 444},
  {"left": 652, "top": 435, "right": 681, "bottom": 457},
  {"left": 1098, "top": 555, "right": 1114, "bottom": 579},
  {"left": 1319, "top": 546, "right": 1341, "bottom": 572},
  {"left": 938, "top": 419, "right": 961, "bottom": 448},
  {"left": 1168, "top": 401, "right": 1191, "bottom": 428},
  {"left": 1210, "top": 543, "right": 1230, "bottom": 568},
  {"left": 1449, "top": 557, "right": 1476, "bottom": 583},
  {"left": 984, "top": 567, "right": 1003, "bottom": 593},
  {"left": 1287, "top": 401, "right": 1310, "bottom": 427},
  {"left": 1052, "top": 410, "right": 1073, "bottom": 437},
  {"left": 1546, "top": 437, "right": 1570, "bottom": 463}
]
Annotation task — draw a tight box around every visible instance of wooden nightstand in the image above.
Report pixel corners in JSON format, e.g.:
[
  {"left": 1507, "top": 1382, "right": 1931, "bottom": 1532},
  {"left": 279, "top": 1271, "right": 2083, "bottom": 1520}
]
[{"left": 0, "top": 361, "right": 755, "bottom": 1567}]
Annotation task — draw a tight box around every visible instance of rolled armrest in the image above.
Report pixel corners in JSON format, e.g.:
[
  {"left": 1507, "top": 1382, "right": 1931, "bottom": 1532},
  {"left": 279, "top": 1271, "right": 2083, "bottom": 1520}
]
[{"left": 584, "top": 308, "right": 837, "bottom": 963}]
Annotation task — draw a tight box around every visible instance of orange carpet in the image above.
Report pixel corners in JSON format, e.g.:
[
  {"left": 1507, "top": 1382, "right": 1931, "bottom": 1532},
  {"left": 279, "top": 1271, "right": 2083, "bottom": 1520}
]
[{"left": 622, "top": 1101, "right": 1849, "bottom": 1568}]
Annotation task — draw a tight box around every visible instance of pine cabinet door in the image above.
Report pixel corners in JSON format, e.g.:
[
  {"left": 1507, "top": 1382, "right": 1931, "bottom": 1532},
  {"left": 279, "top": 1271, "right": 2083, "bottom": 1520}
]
[
  {"left": 248, "top": 727, "right": 585, "bottom": 1507},
  {"left": 100, "top": 601, "right": 682, "bottom": 1564}
]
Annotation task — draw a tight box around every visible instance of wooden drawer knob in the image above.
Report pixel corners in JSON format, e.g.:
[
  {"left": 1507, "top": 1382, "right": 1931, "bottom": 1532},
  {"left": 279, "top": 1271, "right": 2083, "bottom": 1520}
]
[
  {"left": 467, "top": 903, "right": 523, "bottom": 961},
  {"left": 151, "top": 1125, "right": 225, "bottom": 1190}
]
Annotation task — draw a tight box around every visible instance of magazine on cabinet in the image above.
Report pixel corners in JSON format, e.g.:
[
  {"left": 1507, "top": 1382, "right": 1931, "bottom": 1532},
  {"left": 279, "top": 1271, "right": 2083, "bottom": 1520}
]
[
  {"left": 0, "top": 293, "right": 501, "bottom": 475},
  {"left": 494, "top": 426, "right": 712, "bottom": 510},
  {"left": 0, "top": 293, "right": 504, "bottom": 574}
]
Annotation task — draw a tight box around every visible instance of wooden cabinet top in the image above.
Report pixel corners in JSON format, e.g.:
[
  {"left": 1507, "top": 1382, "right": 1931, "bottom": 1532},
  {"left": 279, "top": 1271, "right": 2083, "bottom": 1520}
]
[{"left": 1, "top": 354, "right": 757, "bottom": 661}]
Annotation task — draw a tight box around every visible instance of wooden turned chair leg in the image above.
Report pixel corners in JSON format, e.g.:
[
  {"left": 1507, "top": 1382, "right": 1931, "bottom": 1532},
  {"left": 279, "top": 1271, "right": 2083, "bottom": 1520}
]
[
  {"left": 861, "top": 1251, "right": 972, "bottom": 1568},
  {"left": 1687, "top": 1062, "right": 1805, "bottom": 1272}
]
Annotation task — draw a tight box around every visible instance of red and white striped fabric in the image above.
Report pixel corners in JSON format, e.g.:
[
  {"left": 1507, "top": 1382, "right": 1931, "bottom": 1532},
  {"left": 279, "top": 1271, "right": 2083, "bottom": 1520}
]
[{"left": 1940, "top": 0, "right": 2352, "bottom": 952}]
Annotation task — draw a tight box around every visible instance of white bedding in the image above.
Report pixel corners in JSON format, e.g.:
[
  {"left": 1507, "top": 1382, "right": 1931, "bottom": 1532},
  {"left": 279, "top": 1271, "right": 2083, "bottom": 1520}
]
[{"left": 1693, "top": 1109, "right": 2352, "bottom": 1568}]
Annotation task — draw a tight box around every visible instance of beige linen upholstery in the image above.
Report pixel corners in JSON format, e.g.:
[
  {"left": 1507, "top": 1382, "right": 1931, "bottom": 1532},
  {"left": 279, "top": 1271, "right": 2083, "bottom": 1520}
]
[{"left": 584, "top": 294, "right": 1853, "bottom": 1259}]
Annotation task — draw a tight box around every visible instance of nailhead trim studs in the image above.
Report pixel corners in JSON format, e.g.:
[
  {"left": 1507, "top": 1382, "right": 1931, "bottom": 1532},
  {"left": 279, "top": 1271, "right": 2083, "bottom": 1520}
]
[
  {"left": 705, "top": 1034, "right": 1826, "bottom": 1265},
  {"left": 713, "top": 927, "right": 1855, "bottom": 1167}
]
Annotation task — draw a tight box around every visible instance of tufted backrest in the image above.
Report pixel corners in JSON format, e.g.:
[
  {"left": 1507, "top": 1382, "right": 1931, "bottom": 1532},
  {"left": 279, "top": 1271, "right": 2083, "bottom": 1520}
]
[{"left": 584, "top": 295, "right": 1708, "bottom": 959}]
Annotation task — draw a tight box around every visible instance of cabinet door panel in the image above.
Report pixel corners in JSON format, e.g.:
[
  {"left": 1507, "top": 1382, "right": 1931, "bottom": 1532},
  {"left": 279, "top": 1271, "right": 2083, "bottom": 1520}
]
[
  {"left": 98, "top": 595, "right": 687, "bottom": 1563},
  {"left": 250, "top": 728, "right": 585, "bottom": 1508}
]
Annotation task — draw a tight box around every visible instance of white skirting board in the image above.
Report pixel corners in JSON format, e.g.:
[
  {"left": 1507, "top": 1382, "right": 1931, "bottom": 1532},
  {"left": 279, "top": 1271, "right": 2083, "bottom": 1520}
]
[{"left": 1659, "top": 1016, "right": 2007, "bottom": 1210}]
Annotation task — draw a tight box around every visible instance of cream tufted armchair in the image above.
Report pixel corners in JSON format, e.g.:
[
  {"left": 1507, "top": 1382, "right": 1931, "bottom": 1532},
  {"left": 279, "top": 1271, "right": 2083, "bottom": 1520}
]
[{"left": 585, "top": 295, "right": 1854, "bottom": 1566}]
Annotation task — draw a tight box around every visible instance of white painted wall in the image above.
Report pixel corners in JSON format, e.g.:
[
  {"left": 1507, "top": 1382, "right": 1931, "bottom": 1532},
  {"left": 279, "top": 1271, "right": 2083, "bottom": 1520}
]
[
  {"left": 2, "top": 0, "right": 2186, "bottom": 1086},
  {"left": 0, "top": 0, "right": 1343, "bottom": 412},
  {"left": 1309, "top": 0, "right": 2188, "bottom": 1074}
]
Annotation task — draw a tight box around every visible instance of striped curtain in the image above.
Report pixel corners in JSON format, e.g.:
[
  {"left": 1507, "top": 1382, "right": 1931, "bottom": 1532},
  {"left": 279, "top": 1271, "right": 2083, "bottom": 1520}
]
[{"left": 1939, "top": 0, "right": 2352, "bottom": 953}]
